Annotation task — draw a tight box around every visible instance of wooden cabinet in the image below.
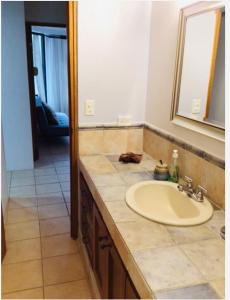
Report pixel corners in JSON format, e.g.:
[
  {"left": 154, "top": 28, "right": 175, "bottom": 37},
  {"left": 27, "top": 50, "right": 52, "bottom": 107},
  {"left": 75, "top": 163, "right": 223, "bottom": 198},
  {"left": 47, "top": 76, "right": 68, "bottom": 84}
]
[
  {"left": 125, "top": 274, "right": 140, "bottom": 299},
  {"left": 80, "top": 172, "right": 140, "bottom": 299},
  {"left": 80, "top": 174, "right": 94, "bottom": 265},
  {"left": 108, "top": 243, "right": 126, "bottom": 299},
  {"left": 93, "top": 205, "right": 110, "bottom": 298}
]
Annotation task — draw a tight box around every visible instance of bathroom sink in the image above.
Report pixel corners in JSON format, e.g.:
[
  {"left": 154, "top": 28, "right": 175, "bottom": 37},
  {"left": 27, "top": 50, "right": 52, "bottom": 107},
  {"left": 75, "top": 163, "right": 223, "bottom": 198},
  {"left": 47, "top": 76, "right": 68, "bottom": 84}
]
[{"left": 126, "top": 181, "right": 213, "bottom": 226}]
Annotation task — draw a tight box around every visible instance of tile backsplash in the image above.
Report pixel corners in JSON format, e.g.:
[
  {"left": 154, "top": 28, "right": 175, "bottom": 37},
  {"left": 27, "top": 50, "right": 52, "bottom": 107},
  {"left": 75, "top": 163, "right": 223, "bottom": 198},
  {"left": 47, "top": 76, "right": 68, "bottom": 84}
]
[
  {"left": 143, "top": 127, "right": 225, "bottom": 209},
  {"left": 79, "top": 127, "right": 143, "bottom": 156},
  {"left": 79, "top": 126, "right": 225, "bottom": 209}
]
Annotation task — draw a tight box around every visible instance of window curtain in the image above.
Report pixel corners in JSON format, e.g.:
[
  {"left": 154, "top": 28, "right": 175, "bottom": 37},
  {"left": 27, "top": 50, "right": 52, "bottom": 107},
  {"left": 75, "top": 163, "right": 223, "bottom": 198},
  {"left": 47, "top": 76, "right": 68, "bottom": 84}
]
[
  {"left": 32, "top": 34, "right": 46, "bottom": 103},
  {"left": 45, "top": 37, "right": 69, "bottom": 115}
]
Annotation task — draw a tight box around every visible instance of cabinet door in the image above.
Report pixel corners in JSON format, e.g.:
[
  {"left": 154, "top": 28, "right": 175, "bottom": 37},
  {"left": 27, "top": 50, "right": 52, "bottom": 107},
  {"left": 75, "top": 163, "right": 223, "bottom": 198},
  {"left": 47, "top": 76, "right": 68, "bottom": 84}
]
[
  {"left": 125, "top": 274, "right": 140, "bottom": 299},
  {"left": 93, "top": 205, "right": 110, "bottom": 298},
  {"left": 80, "top": 174, "right": 93, "bottom": 265},
  {"left": 108, "top": 244, "right": 126, "bottom": 299}
]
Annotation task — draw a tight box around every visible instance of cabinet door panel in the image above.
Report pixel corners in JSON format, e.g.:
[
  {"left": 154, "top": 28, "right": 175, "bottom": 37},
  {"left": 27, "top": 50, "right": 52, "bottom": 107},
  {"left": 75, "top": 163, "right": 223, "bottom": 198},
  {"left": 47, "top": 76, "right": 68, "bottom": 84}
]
[
  {"left": 80, "top": 173, "right": 140, "bottom": 299},
  {"left": 125, "top": 274, "right": 140, "bottom": 299},
  {"left": 108, "top": 245, "right": 126, "bottom": 299},
  {"left": 93, "top": 206, "right": 109, "bottom": 298},
  {"left": 80, "top": 174, "right": 93, "bottom": 265}
]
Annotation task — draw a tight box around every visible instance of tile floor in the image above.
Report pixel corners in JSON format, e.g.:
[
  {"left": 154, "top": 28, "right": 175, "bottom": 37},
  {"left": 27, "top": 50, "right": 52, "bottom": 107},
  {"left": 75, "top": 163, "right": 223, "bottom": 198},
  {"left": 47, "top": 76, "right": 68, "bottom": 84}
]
[{"left": 2, "top": 137, "right": 93, "bottom": 299}]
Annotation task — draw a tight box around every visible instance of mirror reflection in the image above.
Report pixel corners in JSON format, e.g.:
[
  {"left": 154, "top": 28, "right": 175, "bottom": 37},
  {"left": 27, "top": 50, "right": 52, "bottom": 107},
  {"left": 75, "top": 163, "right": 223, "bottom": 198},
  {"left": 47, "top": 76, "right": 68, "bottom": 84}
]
[{"left": 172, "top": 4, "right": 225, "bottom": 129}]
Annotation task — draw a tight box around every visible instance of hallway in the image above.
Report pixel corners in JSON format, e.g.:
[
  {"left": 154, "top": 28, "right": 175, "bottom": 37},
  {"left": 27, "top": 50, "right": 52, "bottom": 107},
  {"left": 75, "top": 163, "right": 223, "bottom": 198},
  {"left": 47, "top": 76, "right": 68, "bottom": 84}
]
[{"left": 2, "top": 138, "right": 93, "bottom": 299}]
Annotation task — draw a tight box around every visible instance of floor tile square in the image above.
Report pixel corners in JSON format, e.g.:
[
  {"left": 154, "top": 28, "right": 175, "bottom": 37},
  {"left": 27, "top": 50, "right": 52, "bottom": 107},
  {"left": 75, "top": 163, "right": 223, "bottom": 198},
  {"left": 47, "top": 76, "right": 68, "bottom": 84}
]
[
  {"left": 40, "top": 216, "right": 70, "bottom": 237},
  {"left": 44, "top": 279, "right": 92, "bottom": 299},
  {"left": 8, "top": 197, "right": 37, "bottom": 210},
  {"left": 6, "top": 207, "right": 38, "bottom": 224},
  {"left": 38, "top": 203, "right": 68, "bottom": 220},
  {"left": 5, "top": 221, "right": 40, "bottom": 242},
  {"left": 41, "top": 234, "right": 78, "bottom": 258},
  {"left": 36, "top": 183, "right": 61, "bottom": 195},
  {"left": 3, "top": 287, "right": 43, "bottom": 299},
  {"left": 43, "top": 253, "right": 86, "bottom": 285},
  {"left": 2, "top": 260, "right": 43, "bottom": 294},
  {"left": 37, "top": 192, "right": 64, "bottom": 206},
  {"left": 35, "top": 174, "right": 59, "bottom": 185},
  {"left": 3, "top": 238, "right": 41, "bottom": 264},
  {"left": 10, "top": 185, "right": 36, "bottom": 197}
]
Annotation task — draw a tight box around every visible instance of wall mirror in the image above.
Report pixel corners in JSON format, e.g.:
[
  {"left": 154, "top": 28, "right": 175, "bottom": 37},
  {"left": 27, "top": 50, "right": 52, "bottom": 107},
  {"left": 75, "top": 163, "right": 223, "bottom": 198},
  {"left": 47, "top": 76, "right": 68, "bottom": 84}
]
[{"left": 171, "top": 2, "right": 225, "bottom": 130}]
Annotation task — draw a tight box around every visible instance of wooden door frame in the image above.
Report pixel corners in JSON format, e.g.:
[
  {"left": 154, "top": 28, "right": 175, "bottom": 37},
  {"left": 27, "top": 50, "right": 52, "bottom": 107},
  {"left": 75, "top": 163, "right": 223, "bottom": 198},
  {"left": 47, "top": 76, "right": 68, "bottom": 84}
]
[
  {"left": 67, "top": 1, "right": 79, "bottom": 239},
  {"left": 25, "top": 9, "right": 79, "bottom": 239},
  {"left": 1, "top": 209, "right": 6, "bottom": 262},
  {"left": 25, "top": 21, "right": 67, "bottom": 162}
]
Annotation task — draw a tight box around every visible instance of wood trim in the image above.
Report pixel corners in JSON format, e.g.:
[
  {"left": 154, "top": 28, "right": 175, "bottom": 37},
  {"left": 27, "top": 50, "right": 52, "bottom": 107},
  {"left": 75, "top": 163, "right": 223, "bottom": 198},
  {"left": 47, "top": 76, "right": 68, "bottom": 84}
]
[
  {"left": 1, "top": 209, "right": 6, "bottom": 262},
  {"left": 67, "top": 1, "right": 79, "bottom": 239},
  {"left": 25, "top": 23, "right": 39, "bottom": 161},
  {"left": 204, "top": 9, "right": 222, "bottom": 120}
]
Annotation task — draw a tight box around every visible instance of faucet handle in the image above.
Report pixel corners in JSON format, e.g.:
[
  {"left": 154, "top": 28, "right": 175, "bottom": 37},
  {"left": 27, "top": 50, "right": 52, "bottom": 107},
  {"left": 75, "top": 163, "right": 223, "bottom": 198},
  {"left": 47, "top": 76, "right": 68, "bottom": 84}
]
[
  {"left": 184, "top": 176, "right": 192, "bottom": 183},
  {"left": 184, "top": 176, "right": 193, "bottom": 187},
  {"left": 196, "top": 185, "right": 207, "bottom": 201}
]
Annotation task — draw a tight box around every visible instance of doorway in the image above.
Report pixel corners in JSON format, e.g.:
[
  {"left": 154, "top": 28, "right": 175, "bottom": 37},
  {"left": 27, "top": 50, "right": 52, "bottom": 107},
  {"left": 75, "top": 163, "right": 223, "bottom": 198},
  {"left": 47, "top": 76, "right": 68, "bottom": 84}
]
[{"left": 25, "top": 2, "right": 78, "bottom": 239}]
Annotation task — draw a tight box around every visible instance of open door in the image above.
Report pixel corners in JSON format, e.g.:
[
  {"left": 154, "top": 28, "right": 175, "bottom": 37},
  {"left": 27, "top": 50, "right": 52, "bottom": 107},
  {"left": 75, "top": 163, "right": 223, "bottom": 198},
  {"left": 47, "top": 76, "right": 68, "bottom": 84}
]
[{"left": 67, "top": 1, "right": 79, "bottom": 239}]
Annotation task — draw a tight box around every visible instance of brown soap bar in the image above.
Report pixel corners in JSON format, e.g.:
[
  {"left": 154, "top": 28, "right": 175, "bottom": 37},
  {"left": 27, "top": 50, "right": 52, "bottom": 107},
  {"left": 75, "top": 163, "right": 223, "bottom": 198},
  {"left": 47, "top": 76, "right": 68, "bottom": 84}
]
[{"left": 119, "top": 152, "right": 143, "bottom": 164}]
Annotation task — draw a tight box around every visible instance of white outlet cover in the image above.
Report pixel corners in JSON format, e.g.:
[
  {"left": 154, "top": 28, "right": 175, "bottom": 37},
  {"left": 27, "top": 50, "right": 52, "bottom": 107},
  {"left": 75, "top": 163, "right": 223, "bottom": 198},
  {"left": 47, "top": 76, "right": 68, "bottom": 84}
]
[
  {"left": 117, "top": 115, "right": 132, "bottom": 125},
  {"left": 192, "top": 98, "right": 201, "bottom": 114},
  {"left": 85, "top": 99, "right": 95, "bottom": 116}
]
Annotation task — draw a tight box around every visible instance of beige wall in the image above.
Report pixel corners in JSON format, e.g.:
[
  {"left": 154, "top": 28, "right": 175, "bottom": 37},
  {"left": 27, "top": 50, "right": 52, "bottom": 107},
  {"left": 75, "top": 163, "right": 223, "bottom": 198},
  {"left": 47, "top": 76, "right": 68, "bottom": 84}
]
[
  {"left": 145, "top": 2, "right": 224, "bottom": 160},
  {"left": 78, "top": 1, "right": 151, "bottom": 125}
]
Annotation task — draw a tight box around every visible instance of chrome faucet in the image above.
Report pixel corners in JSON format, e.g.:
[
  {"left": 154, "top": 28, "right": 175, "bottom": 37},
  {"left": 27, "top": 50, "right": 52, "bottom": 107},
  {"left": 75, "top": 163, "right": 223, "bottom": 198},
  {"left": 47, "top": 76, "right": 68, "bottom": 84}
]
[{"left": 177, "top": 176, "right": 207, "bottom": 202}]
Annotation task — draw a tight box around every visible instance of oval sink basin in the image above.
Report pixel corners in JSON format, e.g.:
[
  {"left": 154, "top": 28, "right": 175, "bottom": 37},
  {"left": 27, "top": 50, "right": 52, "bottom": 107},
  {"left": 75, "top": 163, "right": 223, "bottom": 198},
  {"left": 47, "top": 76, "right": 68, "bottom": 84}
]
[{"left": 126, "top": 181, "right": 213, "bottom": 226}]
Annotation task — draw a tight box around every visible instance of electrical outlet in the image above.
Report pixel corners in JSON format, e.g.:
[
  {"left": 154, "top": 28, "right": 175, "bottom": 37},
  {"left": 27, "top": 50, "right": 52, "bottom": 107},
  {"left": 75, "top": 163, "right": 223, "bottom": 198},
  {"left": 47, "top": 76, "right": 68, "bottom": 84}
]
[
  {"left": 192, "top": 98, "right": 201, "bottom": 114},
  {"left": 85, "top": 99, "right": 95, "bottom": 116},
  {"left": 117, "top": 115, "right": 132, "bottom": 126}
]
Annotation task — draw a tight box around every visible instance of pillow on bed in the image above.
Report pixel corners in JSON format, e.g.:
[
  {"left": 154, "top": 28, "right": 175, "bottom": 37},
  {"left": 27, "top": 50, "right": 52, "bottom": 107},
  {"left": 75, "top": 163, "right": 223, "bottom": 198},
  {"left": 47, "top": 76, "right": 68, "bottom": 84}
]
[{"left": 42, "top": 101, "right": 59, "bottom": 125}]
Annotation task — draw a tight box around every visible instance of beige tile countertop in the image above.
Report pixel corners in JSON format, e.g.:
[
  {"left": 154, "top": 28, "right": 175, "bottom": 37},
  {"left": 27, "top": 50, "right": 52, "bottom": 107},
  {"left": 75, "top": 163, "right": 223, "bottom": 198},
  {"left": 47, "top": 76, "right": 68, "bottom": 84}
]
[{"left": 79, "top": 153, "right": 225, "bottom": 299}]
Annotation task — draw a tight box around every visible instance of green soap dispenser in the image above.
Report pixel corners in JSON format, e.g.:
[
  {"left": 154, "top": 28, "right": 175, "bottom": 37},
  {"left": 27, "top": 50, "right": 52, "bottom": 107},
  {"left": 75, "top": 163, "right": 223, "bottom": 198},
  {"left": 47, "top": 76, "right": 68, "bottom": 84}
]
[{"left": 169, "top": 149, "right": 179, "bottom": 183}]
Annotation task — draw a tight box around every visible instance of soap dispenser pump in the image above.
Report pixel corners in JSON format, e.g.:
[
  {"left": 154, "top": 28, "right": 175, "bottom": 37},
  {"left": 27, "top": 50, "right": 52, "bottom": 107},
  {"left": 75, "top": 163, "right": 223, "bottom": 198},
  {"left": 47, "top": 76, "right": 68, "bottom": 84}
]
[{"left": 169, "top": 149, "right": 179, "bottom": 183}]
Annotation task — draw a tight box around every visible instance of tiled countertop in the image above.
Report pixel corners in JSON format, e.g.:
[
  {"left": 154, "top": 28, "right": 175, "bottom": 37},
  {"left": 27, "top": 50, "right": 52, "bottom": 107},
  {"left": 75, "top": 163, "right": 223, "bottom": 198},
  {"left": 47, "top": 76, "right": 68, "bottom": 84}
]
[{"left": 79, "top": 153, "right": 225, "bottom": 299}]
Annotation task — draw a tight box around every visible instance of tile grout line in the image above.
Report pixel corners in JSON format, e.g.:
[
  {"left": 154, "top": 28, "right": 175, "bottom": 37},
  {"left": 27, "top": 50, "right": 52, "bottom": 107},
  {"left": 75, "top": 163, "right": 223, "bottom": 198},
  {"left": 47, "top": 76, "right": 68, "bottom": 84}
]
[
  {"left": 5, "top": 211, "right": 70, "bottom": 227},
  {"left": 2, "top": 277, "right": 90, "bottom": 298},
  {"left": 39, "top": 217, "right": 45, "bottom": 299},
  {"left": 4, "top": 145, "right": 78, "bottom": 298}
]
